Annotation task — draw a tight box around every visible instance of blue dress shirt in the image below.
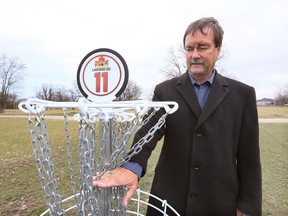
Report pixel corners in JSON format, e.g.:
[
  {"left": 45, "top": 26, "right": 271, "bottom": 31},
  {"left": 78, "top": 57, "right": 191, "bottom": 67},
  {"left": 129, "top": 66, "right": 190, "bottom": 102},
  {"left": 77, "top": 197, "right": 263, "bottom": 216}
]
[{"left": 188, "top": 69, "right": 215, "bottom": 110}]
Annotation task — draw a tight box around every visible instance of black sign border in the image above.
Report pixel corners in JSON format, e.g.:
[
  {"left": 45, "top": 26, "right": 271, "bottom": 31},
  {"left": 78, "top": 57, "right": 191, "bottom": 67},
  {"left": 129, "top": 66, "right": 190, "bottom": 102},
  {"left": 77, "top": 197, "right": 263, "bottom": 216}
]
[{"left": 77, "top": 48, "right": 129, "bottom": 100}]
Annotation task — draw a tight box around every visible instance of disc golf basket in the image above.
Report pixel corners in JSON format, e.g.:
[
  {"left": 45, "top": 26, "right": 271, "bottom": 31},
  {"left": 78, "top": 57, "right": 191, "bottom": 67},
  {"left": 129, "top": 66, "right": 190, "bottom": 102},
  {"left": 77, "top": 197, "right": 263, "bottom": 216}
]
[
  {"left": 18, "top": 97, "right": 179, "bottom": 216},
  {"left": 18, "top": 48, "right": 180, "bottom": 215}
]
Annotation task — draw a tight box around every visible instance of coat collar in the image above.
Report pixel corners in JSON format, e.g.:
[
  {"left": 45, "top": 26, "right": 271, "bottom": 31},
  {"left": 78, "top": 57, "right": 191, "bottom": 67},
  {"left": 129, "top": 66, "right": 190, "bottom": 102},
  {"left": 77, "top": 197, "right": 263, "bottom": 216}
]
[{"left": 176, "top": 70, "right": 229, "bottom": 129}]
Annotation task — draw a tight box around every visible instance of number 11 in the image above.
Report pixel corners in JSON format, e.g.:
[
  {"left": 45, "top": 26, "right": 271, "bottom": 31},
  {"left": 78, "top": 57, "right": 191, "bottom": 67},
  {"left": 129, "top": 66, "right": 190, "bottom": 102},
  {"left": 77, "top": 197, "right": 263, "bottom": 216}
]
[{"left": 94, "top": 72, "right": 108, "bottom": 93}]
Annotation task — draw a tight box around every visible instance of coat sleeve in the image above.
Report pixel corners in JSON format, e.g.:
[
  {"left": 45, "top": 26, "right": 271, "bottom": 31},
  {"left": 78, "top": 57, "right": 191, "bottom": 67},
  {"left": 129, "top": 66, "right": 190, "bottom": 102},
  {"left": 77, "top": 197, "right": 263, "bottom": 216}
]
[{"left": 237, "top": 87, "right": 262, "bottom": 216}]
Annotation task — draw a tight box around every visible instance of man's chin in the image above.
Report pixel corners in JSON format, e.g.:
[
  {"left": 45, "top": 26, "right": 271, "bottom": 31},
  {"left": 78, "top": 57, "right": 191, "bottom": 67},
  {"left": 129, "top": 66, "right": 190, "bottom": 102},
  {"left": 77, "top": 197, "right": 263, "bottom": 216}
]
[{"left": 189, "top": 68, "right": 204, "bottom": 75}]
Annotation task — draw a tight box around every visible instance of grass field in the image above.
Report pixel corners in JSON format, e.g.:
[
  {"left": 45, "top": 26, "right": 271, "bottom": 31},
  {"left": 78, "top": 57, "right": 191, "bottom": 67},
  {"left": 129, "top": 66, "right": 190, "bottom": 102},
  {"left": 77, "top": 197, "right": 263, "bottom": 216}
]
[
  {"left": 257, "top": 106, "right": 288, "bottom": 118},
  {"left": 0, "top": 106, "right": 287, "bottom": 215}
]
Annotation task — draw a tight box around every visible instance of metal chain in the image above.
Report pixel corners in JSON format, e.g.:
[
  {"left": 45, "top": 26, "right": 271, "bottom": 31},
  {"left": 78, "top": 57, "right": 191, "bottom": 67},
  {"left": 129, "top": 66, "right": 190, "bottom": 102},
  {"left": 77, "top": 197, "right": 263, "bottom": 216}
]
[
  {"left": 25, "top": 104, "right": 170, "bottom": 216},
  {"left": 140, "top": 107, "right": 158, "bottom": 127},
  {"left": 63, "top": 109, "right": 80, "bottom": 210},
  {"left": 120, "top": 109, "right": 168, "bottom": 165},
  {"left": 63, "top": 108, "right": 167, "bottom": 215},
  {"left": 28, "top": 112, "right": 65, "bottom": 215},
  {"left": 78, "top": 115, "right": 100, "bottom": 215},
  {"left": 95, "top": 114, "right": 138, "bottom": 180}
]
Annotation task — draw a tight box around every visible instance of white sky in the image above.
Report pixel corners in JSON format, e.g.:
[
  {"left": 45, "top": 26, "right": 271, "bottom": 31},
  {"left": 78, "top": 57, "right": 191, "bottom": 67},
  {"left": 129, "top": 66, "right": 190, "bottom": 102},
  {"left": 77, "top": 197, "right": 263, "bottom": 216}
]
[{"left": 1, "top": 0, "right": 287, "bottom": 100}]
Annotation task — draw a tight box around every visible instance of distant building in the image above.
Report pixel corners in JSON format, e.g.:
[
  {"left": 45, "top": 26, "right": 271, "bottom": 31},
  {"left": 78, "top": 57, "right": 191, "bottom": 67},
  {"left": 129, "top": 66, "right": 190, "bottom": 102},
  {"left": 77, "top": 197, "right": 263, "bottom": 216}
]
[{"left": 257, "top": 98, "right": 275, "bottom": 106}]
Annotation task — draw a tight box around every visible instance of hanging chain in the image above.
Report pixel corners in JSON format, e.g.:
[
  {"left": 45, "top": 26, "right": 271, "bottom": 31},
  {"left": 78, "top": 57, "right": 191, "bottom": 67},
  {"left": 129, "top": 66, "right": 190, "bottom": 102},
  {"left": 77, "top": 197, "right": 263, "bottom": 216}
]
[
  {"left": 78, "top": 115, "right": 101, "bottom": 215},
  {"left": 24, "top": 103, "right": 171, "bottom": 216},
  {"left": 63, "top": 109, "right": 81, "bottom": 211},
  {"left": 28, "top": 112, "right": 65, "bottom": 215},
  {"left": 120, "top": 108, "right": 168, "bottom": 165},
  {"left": 95, "top": 115, "right": 139, "bottom": 180}
]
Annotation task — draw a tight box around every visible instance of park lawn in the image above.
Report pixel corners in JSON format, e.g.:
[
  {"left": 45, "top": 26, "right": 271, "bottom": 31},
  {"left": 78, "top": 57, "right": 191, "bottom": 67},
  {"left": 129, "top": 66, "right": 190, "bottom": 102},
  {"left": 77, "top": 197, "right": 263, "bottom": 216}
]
[
  {"left": 0, "top": 118, "right": 287, "bottom": 215},
  {"left": 257, "top": 106, "right": 288, "bottom": 118},
  {"left": 260, "top": 123, "right": 288, "bottom": 215}
]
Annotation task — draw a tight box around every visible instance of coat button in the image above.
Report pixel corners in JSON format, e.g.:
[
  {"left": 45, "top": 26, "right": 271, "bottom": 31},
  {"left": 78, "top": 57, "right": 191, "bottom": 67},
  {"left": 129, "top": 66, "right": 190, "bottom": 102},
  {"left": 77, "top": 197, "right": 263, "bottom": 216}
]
[
  {"left": 193, "top": 162, "right": 200, "bottom": 170},
  {"left": 190, "top": 193, "right": 199, "bottom": 199},
  {"left": 196, "top": 132, "right": 202, "bottom": 137}
]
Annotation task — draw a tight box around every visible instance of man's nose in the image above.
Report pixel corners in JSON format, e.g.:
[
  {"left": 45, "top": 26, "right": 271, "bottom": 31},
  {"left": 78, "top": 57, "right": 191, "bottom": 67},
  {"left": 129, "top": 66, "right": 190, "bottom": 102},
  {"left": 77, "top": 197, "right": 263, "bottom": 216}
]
[{"left": 191, "top": 49, "right": 201, "bottom": 59}]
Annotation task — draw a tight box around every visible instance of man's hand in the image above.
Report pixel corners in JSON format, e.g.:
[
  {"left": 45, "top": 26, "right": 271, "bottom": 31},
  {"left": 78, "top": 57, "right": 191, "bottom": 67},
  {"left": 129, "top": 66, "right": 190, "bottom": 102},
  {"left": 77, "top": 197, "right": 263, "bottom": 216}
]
[
  {"left": 92, "top": 167, "right": 138, "bottom": 206},
  {"left": 237, "top": 210, "right": 248, "bottom": 216}
]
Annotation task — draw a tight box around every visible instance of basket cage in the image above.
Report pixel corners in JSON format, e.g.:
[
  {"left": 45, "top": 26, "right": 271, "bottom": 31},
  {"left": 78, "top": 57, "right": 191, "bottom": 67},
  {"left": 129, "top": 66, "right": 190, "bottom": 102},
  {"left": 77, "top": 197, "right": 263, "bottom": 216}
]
[{"left": 18, "top": 98, "right": 179, "bottom": 216}]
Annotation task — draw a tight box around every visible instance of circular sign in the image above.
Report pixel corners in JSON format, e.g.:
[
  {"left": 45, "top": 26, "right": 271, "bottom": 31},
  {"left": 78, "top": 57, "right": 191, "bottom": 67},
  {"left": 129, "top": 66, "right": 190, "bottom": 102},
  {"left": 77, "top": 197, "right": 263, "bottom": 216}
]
[{"left": 77, "top": 48, "right": 129, "bottom": 102}]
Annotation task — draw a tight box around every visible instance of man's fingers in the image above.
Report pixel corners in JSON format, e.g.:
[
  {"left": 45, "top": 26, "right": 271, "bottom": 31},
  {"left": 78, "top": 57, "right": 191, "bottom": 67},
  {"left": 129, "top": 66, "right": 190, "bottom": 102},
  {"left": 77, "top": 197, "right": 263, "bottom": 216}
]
[
  {"left": 123, "top": 187, "right": 137, "bottom": 207},
  {"left": 92, "top": 173, "right": 116, "bottom": 188},
  {"left": 92, "top": 179, "right": 113, "bottom": 188},
  {"left": 93, "top": 168, "right": 138, "bottom": 187},
  {"left": 92, "top": 168, "right": 139, "bottom": 206}
]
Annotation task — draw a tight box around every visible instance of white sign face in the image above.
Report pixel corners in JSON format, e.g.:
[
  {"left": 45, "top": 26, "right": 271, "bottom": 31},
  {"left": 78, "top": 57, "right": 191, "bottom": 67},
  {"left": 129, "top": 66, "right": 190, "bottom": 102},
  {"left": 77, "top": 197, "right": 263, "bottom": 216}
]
[{"left": 77, "top": 48, "right": 129, "bottom": 102}]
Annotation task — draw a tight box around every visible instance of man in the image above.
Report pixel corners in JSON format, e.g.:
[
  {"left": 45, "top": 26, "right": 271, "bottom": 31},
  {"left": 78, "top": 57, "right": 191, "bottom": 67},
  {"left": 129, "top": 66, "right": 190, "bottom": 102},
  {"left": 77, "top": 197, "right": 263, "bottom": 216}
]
[{"left": 93, "top": 17, "right": 262, "bottom": 216}]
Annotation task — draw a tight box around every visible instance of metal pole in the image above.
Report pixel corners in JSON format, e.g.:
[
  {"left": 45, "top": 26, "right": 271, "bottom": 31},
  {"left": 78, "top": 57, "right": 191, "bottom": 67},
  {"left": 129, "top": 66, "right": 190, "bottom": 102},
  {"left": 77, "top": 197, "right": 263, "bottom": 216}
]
[{"left": 98, "top": 118, "right": 113, "bottom": 215}]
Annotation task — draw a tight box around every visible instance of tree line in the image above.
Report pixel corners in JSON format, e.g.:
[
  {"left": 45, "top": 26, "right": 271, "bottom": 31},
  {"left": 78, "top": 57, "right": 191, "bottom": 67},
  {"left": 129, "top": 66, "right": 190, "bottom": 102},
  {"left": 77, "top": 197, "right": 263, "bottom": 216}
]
[
  {"left": 0, "top": 54, "right": 143, "bottom": 111},
  {"left": 1, "top": 51, "right": 287, "bottom": 111}
]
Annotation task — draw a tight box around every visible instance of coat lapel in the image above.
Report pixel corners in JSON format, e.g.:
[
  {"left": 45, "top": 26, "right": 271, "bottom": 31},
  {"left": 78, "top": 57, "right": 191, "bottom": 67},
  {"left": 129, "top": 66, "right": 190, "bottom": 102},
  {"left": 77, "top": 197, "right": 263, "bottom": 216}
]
[
  {"left": 176, "top": 71, "right": 229, "bottom": 128},
  {"left": 196, "top": 72, "right": 229, "bottom": 128},
  {"left": 176, "top": 72, "right": 202, "bottom": 118}
]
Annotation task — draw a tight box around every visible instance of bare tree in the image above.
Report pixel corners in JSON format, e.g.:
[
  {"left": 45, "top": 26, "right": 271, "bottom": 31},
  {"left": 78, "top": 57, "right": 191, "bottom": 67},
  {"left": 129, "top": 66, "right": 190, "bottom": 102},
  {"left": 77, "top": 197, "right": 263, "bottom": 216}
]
[
  {"left": 72, "top": 81, "right": 82, "bottom": 100},
  {"left": 36, "top": 83, "right": 79, "bottom": 102},
  {"left": 274, "top": 84, "right": 288, "bottom": 105},
  {"left": 36, "top": 83, "right": 54, "bottom": 100},
  {"left": 116, "top": 80, "right": 142, "bottom": 101},
  {"left": 1, "top": 92, "right": 18, "bottom": 109},
  {"left": 36, "top": 81, "right": 142, "bottom": 102},
  {"left": 161, "top": 46, "right": 186, "bottom": 79},
  {"left": 0, "top": 54, "right": 26, "bottom": 111}
]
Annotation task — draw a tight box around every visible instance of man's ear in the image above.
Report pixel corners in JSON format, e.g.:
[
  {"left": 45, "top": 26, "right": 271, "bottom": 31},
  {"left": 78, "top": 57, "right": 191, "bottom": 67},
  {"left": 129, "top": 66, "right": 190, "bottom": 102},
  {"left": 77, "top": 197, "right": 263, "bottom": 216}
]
[{"left": 216, "top": 47, "right": 221, "bottom": 60}]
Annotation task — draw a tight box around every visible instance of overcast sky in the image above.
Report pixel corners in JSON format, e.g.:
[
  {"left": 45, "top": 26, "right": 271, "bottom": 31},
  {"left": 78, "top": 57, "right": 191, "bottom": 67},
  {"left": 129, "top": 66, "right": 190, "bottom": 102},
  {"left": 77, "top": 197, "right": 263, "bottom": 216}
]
[{"left": 1, "top": 0, "right": 287, "bottom": 100}]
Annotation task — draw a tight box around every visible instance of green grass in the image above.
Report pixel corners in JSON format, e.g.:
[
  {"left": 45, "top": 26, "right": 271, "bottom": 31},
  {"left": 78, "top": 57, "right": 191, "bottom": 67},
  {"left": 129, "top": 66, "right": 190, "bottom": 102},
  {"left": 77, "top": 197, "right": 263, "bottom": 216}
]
[
  {"left": 260, "top": 123, "right": 288, "bottom": 215},
  {"left": 0, "top": 110, "right": 287, "bottom": 215},
  {"left": 257, "top": 106, "right": 288, "bottom": 118}
]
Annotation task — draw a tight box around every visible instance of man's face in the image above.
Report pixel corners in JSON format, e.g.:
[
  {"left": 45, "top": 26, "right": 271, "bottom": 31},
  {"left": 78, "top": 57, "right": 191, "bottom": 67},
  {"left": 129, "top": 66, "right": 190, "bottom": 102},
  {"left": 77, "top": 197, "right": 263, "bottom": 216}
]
[{"left": 184, "top": 28, "right": 220, "bottom": 81}]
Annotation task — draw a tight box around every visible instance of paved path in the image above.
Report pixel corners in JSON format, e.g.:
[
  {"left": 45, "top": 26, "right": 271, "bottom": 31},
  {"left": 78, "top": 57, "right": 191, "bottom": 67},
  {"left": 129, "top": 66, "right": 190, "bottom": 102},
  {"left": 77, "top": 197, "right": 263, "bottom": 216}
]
[
  {"left": 1, "top": 115, "right": 288, "bottom": 123},
  {"left": 0, "top": 115, "right": 74, "bottom": 120},
  {"left": 258, "top": 118, "right": 288, "bottom": 123}
]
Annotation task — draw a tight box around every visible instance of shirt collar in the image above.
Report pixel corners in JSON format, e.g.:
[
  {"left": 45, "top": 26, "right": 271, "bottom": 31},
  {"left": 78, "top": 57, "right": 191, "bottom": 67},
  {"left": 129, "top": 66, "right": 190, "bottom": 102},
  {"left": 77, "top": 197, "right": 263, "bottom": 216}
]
[{"left": 188, "top": 69, "right": 216, "bottom": 86}]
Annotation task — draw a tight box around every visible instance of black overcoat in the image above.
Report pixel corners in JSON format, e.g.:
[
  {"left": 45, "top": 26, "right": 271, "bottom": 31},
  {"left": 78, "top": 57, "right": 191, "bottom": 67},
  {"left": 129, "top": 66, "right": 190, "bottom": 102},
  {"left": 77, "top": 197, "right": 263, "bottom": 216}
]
[{"left": 130, "top": 71, "right": 262, "bottom": 216}]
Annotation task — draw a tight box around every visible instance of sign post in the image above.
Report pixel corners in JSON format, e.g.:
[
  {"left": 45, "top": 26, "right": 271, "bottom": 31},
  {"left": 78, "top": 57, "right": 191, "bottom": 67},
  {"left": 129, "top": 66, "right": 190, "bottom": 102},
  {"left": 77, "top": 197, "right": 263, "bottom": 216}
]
[{"left": 77, "top": 48, "right": 130, "bottom": 215}]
